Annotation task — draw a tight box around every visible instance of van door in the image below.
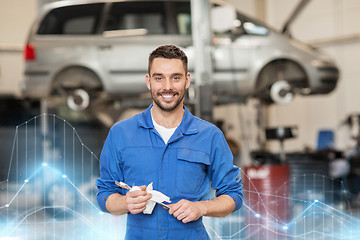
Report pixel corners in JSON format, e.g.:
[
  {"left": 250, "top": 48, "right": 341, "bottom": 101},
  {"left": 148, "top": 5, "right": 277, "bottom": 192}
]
[{"left": 96, "top": 1, "right": 192, "bottom": 97}]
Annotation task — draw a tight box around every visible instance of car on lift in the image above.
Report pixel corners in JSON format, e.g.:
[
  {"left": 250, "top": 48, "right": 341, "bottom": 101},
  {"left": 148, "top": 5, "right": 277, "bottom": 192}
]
[{"left": 22, "top": 0, "right": 339, "bottom": 110}]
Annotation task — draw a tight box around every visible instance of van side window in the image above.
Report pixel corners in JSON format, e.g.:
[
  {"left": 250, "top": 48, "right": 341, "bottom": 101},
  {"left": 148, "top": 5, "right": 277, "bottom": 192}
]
[
  {"left": 105, "top": 2, "right": 166, "bottom": 35},
  {"left": 174, "top": 2, "right": 191, "bottom": 35},
  {"left": 104, "top": 1, "right": 191, "bottom": 35},
  {"left": 37, "top": 3, "right": 104, "bottom": 35}
]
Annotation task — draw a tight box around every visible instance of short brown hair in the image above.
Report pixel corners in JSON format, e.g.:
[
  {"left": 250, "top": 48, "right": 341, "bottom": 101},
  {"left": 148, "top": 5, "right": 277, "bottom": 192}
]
[{"left": 148, "top": 45, "right": 188, "bottom": 74}]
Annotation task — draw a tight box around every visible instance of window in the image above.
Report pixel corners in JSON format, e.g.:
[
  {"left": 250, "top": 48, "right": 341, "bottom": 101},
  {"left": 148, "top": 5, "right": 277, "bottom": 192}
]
[
  {"left": 105, "top": 2, "right": 165, "bottom": 34},
  {"left": 37, "top": 3, "right": 104, "bottom": 35},
  {"left": 175, "top": 3, "right": 192, "bottom": 35},
  {"left": 243, "top": 22, "right": 268, "bottom": 35},
  {"left": 104, "top": 1, "right": 191, "bottom": 35},
  {"left": 237, "top": 13, "right": 269, "bottom": 36}
]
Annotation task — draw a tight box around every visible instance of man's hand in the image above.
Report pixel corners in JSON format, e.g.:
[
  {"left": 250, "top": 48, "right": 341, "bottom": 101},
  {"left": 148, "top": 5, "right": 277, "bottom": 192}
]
[
  {"left": 125, "top": 185, "right": 152, "bottom": 214},
  {"left": 168, "top": 199, "right": 204, "bottom": 223}
]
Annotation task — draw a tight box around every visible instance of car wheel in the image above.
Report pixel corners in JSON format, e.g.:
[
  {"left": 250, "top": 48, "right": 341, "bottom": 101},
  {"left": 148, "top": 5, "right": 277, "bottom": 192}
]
[
  {"left": 269, "top": 80, "right": 294, "bottom": 104},
  {"left": 256, "top": 60, "right": 307, "bottom": 104},
  {"left": 66, "top": 88, "right": 90, "bottom": 111},
  {"left": 52, "top": 67, "right": 102, "bottom": 111},
  {"left": 44, "top": 181, "right": 78, "bottom": 218}
]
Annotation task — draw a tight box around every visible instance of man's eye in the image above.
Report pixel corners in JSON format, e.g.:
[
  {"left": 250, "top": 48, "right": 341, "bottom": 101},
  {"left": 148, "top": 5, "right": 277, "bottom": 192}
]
[{"left": 155, "top": 77, "right": 163, "bottom": 81}]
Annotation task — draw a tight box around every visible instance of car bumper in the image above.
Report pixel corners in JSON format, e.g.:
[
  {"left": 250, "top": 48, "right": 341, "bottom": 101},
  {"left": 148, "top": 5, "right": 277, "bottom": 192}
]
[
  {"left": 21, "top": 71, "right": 51, "bottom": 98},
  {"left": 313, "top": 66, "right": 340, "bottom": 94}
]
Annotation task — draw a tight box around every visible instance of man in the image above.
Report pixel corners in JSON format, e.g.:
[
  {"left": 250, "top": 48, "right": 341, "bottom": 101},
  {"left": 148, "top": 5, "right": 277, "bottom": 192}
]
[{"left": 96, "top": 45, "right": 243, "bottom": 239}]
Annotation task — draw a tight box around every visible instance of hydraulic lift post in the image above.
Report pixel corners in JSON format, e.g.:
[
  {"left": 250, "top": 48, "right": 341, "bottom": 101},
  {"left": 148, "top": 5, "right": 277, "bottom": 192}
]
[{"left": 190, "top": 0, "right": 213, "bottom": 122}]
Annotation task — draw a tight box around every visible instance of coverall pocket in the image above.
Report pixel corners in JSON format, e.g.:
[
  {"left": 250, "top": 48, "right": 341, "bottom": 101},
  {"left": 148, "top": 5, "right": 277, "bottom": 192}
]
[{"left": 176, "top": 149, "right": 210, "bottom": 194}]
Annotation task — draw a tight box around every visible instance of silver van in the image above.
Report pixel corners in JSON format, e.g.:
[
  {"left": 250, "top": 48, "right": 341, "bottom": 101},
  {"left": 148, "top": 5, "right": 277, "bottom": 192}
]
[{"left": 22, "top": 0, "right": 339, "bottom": 110}]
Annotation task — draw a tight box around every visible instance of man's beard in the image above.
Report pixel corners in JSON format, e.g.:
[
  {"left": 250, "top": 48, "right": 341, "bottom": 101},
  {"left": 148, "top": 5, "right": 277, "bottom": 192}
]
[{"left": 151, "top": 89, "right": 185, "bottom": 112}]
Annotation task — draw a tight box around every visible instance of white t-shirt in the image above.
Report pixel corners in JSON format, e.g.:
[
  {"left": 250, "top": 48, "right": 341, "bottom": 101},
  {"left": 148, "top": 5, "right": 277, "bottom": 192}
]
[{"left": 152, "top": 116, "right": 177, "bottom": 144}]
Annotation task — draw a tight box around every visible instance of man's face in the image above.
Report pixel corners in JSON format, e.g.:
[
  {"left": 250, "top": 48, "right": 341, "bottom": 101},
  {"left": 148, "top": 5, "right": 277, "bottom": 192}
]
[{"left": 146, "top": 58, "right": 190, "bottom": 112}]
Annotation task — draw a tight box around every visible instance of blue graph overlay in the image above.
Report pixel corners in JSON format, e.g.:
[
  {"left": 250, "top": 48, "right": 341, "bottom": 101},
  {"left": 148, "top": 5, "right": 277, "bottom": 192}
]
[{"left": 0, "top": 114, "right": 359, "bottom": 239}]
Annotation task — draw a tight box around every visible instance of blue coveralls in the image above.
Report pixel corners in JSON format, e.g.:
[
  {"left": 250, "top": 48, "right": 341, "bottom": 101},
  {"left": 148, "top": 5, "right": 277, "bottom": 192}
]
[{"left": 96, "top": 105, "right": 243, "bottom": 240}]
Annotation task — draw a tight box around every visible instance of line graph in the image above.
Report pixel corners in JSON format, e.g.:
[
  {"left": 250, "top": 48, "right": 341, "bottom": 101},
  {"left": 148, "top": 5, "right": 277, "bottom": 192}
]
[
  {"left": 0, "top": 114, "right": 359, "bottom": 239},
  {"left": 208, "top": 168, "right": 360, "bottom": 240},
  {"left": 0, "top": 113, "right": 118, "bottom": 239}
]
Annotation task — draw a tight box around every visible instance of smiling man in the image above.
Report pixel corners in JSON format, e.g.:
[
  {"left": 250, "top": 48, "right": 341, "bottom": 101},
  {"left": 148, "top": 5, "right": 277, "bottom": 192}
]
[
  {"left": 96, "top": 45, "right": 243, "bottom": 239},
  {"left": 148, "top": 57, "right": 189, "bottom": 112}
]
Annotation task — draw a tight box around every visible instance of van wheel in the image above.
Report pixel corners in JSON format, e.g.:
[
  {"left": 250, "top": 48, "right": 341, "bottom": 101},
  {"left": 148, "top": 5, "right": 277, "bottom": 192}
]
[
  {"left": 44, "top": 181, "right": 78, "bottom": 219},
  {"left": 52, "top": 68, "right": 102, "bottom": 111},
  {"left": 67, "top": 88, "right": 90, "bottom": 111},
  {"left": 256, "top": 60, "right": 307, "bottom": 104}
]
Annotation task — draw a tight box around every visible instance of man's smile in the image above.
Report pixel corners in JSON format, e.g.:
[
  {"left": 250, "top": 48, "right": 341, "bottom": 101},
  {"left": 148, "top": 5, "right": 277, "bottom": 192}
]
[{"left": 158, "top": 92, "right": 178, "bottom": 102}]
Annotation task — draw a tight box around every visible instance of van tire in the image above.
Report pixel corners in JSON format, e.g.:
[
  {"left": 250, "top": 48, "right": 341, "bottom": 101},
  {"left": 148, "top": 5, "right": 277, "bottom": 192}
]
[
  {"left": 66, "top": 88, "right": 91, "bottom": 111},
  {"left": 51, "top": 67, "right": 102, "bottom": 111},
  {"left": 44, "top": 181, "right": 78, "bottom": 219},
  {"left": 256, "top": 60, "right": 307, "bottom": 104}
]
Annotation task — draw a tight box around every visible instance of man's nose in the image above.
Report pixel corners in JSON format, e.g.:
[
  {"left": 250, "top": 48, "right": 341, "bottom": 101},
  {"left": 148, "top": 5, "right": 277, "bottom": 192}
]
[{"left": 164, "top": 78, "right": 173, "bottom": 90}]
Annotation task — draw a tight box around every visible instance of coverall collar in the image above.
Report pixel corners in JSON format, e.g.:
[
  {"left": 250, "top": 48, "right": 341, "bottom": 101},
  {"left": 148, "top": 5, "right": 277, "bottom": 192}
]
[{"left": 138, "top": 104, "right": 199, "bottom": 135}]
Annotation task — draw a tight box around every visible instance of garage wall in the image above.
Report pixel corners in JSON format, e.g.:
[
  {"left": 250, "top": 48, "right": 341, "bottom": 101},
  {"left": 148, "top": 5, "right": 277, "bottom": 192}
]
[
  {"left": 266, "top": 0, "right": 360, "bottom": 152},
  {"left": 0, "top": 0, "right": 37, "bottom": 96},
  {"left": 0, "top": 0, "right": 37, "bottom": 44}
]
